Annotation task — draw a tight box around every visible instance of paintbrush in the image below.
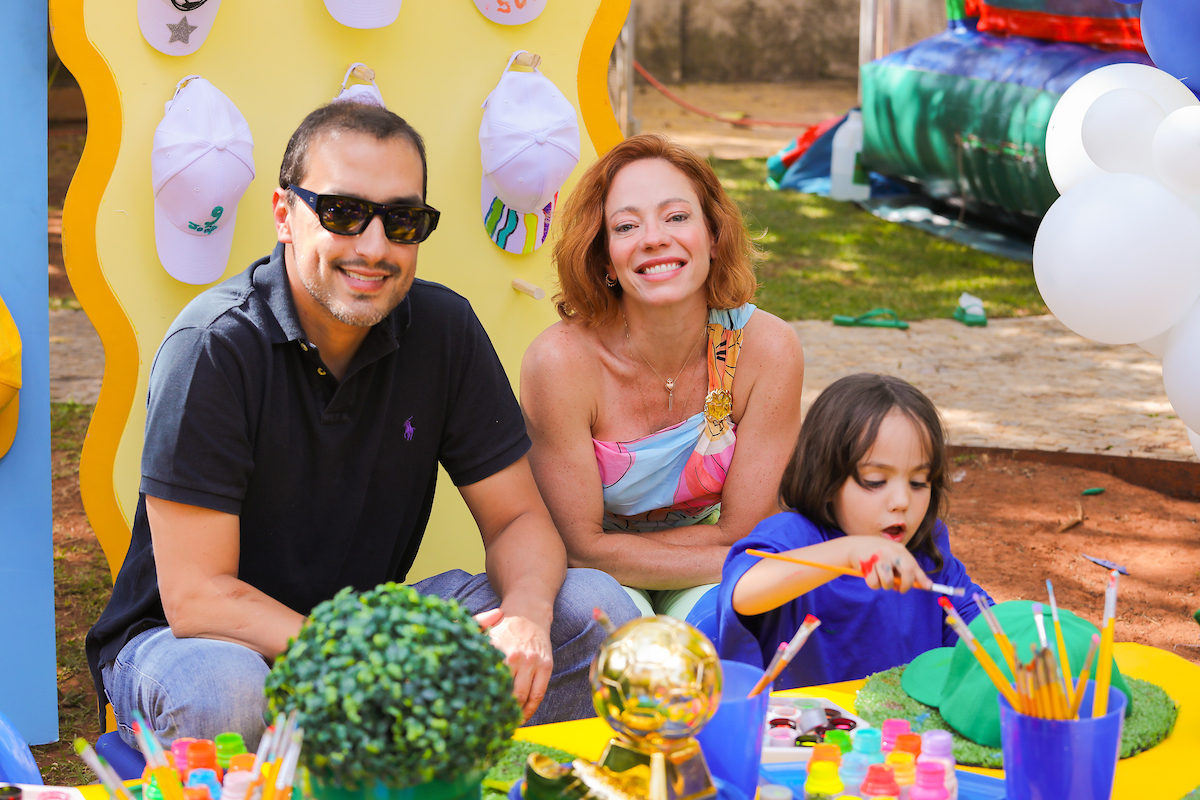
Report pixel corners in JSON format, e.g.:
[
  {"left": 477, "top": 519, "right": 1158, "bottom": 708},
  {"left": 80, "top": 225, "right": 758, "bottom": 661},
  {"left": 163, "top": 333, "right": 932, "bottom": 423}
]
[
  {"left": 749, "top": 642, "right": 788, "bottom": 700},
  {"left": 1069, "top": 633, "right": 1101, "bottom": 719},
  {"left": 271, "top": 729, "right": 305, "bottom": 800},
  {"left": 592, "top": 607, "right": 618, "bottom": 635},
  {"left": 748, "top": 614, "right": 821, "bottom": 697},
  {"left": 1046, "top": 580, "right": 1074, "bottom": 707},
  {"left": 746, "top": 548, "right": 865, "bottom": 577},
  {"left": 939, "top": 597, "right": 1020, "bottom": 707},
  {"left": 249, "top": 715, "right": 283, "bottom": 800},
  {"left": 74, "top": 738, "right": 136, "bottom": 800},
  {"left": 1092, "top": 570, "right": 1120, "bottom": 718},
  {"left": 1042, "top": 648, "right": 1070, "bottom": 719},
  {"left": 1031, "top": 602, "right": 1049, "bottom": 650},
  {"left": 973, "top": 593, "right": 1017, "bottom": 679},
  {"left": 130, "top": 713, "right": 169, "bottom": 769},
  {"left": 747, "top": 549, "right": 965, "bottom": 595}
]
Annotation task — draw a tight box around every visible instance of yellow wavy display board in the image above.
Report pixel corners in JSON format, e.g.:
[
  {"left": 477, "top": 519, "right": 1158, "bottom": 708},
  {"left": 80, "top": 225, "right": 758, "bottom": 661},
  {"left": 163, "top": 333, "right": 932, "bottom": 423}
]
[{"left": 50, "top": 0, "right": 628, "bottom": 581}]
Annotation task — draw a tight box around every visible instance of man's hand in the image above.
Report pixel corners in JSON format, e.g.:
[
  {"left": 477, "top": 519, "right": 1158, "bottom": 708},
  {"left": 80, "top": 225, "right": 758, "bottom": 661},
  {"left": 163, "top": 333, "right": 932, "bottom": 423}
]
[{"left": 475, "top": 608, "right": 554, "bottom": 722}]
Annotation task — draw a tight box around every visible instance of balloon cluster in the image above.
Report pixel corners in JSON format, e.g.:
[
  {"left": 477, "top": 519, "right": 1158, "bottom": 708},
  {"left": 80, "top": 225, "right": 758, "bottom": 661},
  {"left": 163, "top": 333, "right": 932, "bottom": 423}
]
[{"left": 1034, "top": 0, "right": 1200, "bottom": 459}]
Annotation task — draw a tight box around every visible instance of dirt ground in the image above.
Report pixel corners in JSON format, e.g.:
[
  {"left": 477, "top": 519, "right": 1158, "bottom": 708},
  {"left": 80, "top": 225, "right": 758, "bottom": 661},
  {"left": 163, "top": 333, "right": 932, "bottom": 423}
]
[
  {"left": 39, "top": 87, "right": 1200, "bottom": 780},
  {"left": 628, "top": 78, "right": 859, "bottom": 158}
]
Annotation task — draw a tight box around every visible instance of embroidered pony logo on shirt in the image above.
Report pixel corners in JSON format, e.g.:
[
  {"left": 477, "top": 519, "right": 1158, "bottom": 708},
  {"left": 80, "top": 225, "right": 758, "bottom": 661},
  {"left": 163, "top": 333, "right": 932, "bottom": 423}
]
[{"left": 404, "top": 416, "right": 415, "bottom": 441}]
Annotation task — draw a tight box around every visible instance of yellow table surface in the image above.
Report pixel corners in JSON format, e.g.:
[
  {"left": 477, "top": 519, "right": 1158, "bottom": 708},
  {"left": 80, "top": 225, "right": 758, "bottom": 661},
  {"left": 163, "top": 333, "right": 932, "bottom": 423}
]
[
  {"left": 514, "top": 642, "right": 1200, "bottom": 800},
  {"left": 70, "top": 642, "right": 1197, "bottom": 800}
]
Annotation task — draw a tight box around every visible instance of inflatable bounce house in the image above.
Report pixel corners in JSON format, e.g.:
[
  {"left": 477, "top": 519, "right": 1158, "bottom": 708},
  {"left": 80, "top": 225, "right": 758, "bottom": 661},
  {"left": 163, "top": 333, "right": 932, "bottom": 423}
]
[
  {"left": 860, "top": 0, "right": 1152, "bottom": 232},
  {"left": 772, "top": 0, "right": 1157, "bottom": 235}
]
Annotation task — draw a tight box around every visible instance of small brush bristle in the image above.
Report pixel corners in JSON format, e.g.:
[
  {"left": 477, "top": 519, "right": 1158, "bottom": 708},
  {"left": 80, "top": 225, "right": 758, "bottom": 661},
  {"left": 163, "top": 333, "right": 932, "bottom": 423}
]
[
  {"left": 937, "top": 596, "right": 952, "bottom": 609},
  {"left": 1032, "top": 602, "right": 1043, "bottom": 614},
  {"left": 1092, "top": 633, "right": 1101, "bottom": 644},
  {"left": 804, "top": 614, "right": 819, "bottom": 625}
]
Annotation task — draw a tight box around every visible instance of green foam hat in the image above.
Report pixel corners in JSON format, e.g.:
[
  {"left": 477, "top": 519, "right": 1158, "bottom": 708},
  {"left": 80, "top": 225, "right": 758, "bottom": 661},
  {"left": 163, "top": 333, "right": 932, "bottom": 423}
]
[{"left": 900, "top": 600, "right": 1132, "bottom": 747}]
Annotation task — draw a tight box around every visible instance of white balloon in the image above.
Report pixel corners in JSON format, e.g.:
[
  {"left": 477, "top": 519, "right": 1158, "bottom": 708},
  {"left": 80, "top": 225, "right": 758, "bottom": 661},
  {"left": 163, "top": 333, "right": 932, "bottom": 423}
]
[
  {"left": 1081, "top": 89, "right": 1165, "bottom": 176},
  {"left": 1046, "top": 63, "right": 1198, "bottom": 194},
  {"left": 1033, "top": 173, "right": 1200, "bottom": 344},
  {"left": 1153, "top": 106, "right": 1200, "bottom": 195},
  {"left": 1138, "top": 328, "right": 1172, "bottom": 357},
  {"left": 1188, "top": 426, "right": 1200, "bottom": 460},
  {"left": 1163, "top": 300, "right": 1200, "bottom": 432}
]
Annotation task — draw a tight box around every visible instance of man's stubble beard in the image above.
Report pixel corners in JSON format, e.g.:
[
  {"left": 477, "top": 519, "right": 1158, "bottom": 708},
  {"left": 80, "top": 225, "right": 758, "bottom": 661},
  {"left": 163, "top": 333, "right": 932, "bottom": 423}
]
[{"left": 300, "top": 258, "right": 413, "bottom": 328}]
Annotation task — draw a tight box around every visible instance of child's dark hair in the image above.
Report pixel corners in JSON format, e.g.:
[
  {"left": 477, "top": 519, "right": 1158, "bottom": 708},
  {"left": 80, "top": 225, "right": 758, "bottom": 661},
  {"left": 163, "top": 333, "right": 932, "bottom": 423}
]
[{"left": 779, "top": 373, "right": 949, "bottom": 570}]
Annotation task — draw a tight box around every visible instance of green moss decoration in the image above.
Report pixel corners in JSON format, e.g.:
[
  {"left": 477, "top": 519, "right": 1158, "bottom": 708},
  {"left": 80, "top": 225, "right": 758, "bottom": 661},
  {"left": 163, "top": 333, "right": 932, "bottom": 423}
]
[
  {"left": 1182, "top": 784, "right": 1200, "bottom": 800},
  {"left": 264, "top": 583, "right": 523, "bottom": 790},
  {"left": 856, "top": 666, "right": 1179, "bottom": 769},
  {"left": 482, "top": 741, "right": 585, "bottom": 800}
]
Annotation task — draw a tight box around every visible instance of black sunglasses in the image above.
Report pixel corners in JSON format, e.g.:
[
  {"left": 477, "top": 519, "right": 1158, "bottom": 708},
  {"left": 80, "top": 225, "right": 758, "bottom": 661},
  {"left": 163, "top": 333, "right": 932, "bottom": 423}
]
[{"left": 288, "top": 184, "right": 440, "bottom": 244}]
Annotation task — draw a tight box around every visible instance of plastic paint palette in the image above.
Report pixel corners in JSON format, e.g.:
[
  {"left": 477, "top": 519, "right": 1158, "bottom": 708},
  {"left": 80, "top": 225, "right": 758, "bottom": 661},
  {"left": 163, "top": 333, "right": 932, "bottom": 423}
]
[{"left": 761, "top": 696, "right": 868, "bottom": 763}]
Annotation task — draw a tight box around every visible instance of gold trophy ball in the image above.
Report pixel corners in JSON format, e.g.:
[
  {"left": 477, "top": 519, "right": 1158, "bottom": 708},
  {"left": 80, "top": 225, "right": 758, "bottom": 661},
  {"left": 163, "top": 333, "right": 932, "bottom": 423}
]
[{"left": 590, "top": 615, "right": 723, "bottom": 752}]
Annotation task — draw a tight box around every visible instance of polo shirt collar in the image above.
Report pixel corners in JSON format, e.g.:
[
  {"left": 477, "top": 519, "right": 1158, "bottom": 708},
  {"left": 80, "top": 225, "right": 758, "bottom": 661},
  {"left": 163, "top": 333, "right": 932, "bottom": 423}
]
[{"left": 252, "top": 242, "right": 413, "bottom": 352}]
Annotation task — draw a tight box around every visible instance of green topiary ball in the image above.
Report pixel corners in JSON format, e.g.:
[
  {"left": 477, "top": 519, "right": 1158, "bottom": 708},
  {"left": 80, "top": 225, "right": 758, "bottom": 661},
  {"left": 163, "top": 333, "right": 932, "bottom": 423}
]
[{"left": 263, "top": 583, "right": 523, "bottom": 790}]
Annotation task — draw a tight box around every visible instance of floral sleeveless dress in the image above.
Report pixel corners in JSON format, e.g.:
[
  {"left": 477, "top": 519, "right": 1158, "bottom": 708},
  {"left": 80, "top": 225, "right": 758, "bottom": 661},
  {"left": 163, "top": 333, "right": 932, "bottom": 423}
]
[{"left": 593, "top": 304, "right": 754, "bottom": 533}]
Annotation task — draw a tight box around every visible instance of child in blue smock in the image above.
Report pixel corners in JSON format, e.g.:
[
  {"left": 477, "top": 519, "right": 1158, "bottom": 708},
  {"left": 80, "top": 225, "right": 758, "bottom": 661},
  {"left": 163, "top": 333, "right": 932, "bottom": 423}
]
[{"left": 717, "top": 373, "right": 991, "bottom": 688}]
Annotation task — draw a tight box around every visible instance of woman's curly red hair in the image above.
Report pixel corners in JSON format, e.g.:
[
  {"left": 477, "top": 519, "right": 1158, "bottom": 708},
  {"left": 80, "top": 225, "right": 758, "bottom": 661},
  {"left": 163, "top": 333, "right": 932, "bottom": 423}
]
[{"left": 553, "top": 133, "right": 759, "bottom": 327}]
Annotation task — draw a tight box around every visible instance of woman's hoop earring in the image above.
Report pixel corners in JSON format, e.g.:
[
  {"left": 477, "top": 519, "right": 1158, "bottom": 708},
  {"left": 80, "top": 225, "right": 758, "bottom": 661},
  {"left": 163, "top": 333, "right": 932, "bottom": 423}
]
[{"left": 605, "top": 274, "right": 618, "bottom": 289}]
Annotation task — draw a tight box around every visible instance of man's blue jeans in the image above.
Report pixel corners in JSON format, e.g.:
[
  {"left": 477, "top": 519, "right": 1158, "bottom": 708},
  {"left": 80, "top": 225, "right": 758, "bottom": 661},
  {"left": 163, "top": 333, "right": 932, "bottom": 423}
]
[{"left": 101, "top": 568, "right": 639, "bottom": 748}]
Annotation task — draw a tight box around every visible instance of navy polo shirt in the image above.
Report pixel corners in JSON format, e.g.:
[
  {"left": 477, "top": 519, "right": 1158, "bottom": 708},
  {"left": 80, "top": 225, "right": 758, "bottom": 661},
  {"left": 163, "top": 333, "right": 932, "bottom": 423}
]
[{"left": 85, "top": 243, "right": 530, "bottom": 708}]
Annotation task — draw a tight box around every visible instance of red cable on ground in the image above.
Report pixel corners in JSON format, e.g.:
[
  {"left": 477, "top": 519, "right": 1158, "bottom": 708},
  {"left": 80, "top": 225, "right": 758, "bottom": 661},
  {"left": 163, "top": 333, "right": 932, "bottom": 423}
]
[{"left": 632, "top": 60, "right": 814, "bottom": 129}]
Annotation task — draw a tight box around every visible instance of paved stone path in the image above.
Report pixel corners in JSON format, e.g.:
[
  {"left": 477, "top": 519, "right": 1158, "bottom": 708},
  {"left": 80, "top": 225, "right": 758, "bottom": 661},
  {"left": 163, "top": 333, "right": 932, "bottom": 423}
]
[
  {"left": 793, "top": 316, "right": 1195, "bottom": 462},
  {"left": 50, "top": 309, "right": 103, "bottom": 405},
  {"left": 48, "top": 308, "right": 1196, "bottom": 462}
]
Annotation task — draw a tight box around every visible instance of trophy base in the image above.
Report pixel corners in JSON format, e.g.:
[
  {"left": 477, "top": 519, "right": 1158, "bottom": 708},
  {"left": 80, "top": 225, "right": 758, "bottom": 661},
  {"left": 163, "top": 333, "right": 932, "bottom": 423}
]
[{"left": 597, "top": 736, "right": 717, "bottom": 800}]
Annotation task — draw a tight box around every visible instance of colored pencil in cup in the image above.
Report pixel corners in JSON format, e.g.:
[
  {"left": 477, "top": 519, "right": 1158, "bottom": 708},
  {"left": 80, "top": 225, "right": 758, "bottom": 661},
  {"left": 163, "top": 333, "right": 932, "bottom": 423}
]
[
  {"left": 939, "top": 597, "right": 1020, "bottom": 708},
  {"left": 1046, "top": 580, "right": 1074, "bottom": 707},
  {"left": 1092, "top": 570, "right": 1119, "bottom": 718}
]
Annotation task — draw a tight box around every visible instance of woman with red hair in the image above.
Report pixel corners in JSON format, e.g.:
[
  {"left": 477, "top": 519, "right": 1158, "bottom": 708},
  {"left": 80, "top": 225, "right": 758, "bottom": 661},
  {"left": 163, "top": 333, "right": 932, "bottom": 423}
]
[{"left": 521, "top": 134, "right": 806, "bottom": 618}]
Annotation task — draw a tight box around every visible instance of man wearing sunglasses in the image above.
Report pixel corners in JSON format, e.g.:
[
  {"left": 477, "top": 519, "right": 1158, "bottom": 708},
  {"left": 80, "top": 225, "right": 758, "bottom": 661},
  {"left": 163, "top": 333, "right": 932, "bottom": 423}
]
[{"left": 86, "top": 102, "right": 640, "bottom": 749}]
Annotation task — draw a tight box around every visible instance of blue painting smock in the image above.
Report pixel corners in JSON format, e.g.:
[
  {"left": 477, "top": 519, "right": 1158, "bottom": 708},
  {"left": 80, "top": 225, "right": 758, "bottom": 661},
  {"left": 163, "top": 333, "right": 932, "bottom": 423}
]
[{"left": 716, "top": 511, "right": 990, "bottom": 687}]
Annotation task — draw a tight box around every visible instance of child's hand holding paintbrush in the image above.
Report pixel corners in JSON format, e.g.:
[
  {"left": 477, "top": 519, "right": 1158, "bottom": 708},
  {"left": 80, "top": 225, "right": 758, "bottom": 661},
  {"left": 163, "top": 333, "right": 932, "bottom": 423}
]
[{"left": 746, "top": 544, "right": 964, "bottom": 597}]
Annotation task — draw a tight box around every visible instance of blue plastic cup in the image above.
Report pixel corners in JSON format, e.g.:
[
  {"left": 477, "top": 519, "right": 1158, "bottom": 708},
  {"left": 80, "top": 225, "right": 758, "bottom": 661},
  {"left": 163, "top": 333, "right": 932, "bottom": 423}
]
[
  {"left": 998, "top": 680, "right": 1127, "bottom": 800},
  {"left": 695, "top": 660, "right": 770, "bottom": 800}
]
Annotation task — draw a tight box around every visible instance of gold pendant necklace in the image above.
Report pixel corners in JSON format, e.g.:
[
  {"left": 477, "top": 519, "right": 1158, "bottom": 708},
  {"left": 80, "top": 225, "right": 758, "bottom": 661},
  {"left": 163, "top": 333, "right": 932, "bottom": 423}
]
[{"left": 623, "top": 314, "right": 707, "bottom": 411}]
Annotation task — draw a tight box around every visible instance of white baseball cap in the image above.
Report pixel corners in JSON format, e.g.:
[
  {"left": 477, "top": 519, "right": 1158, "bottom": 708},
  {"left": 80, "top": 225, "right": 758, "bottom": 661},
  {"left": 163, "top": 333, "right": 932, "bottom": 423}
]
[
  {"left": 152, "top": 76, "right": 255, "bottom": 285},
  {"left": 472, "top": 0, "right": 547, "bottom": 25},
  {"left": 479, "top": 51, "right": 579, "bottom": 254},
  {"left": 138, "top": 0, "right": 222, "bottom": 56},
  {"left": 331, "top": 63, "right": 387, "bottom": 107},
  {"left": 323, "top": 0, "right": 402, "bottom": 28}
]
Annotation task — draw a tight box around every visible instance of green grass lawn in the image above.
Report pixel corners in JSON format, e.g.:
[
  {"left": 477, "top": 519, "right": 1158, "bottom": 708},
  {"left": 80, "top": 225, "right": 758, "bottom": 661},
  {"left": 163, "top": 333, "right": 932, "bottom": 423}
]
[{"left": 711, "top": 158, "right": 1048, "bottom": 322}]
